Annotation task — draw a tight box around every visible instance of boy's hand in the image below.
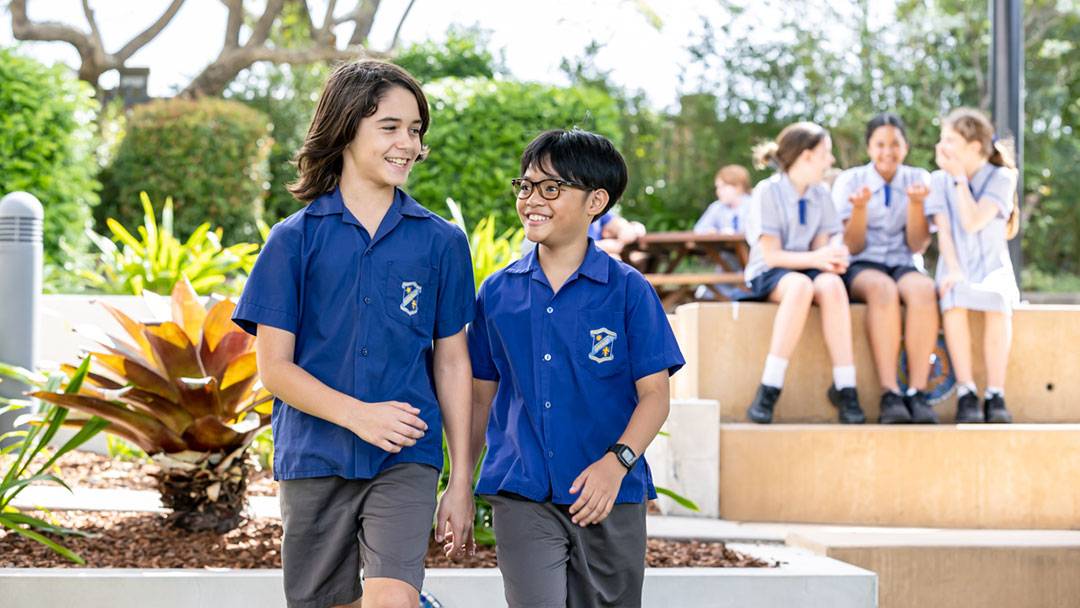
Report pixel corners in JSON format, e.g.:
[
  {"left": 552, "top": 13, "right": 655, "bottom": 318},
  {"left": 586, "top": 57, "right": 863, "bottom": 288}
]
[
  {"left": 435, "top": 477, "right": 475, "bottom": 559},
  {"left": 849, "top": 186, "right": 872, "bottom": 209},
  {"left": 568, "top": 452, "right": 628, "bottom": 527},
  {"left": 347, "top": 400, "right": 427, "bottom": 453}
]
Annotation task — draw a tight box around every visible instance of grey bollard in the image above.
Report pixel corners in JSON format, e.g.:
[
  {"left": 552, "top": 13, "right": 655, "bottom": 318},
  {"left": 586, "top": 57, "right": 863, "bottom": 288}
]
[{"left": 0, "top": 192, "right": 44, "bottom": 446}]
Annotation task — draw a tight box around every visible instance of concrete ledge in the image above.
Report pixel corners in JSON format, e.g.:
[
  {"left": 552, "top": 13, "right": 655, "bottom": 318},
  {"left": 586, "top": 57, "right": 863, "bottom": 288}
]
[
  {"left": 0, "top": 546, "right": 876, "bottom": 608},
  {"left": 673, "top": 302, "right": 1080, "bottom": 423},
  {"left": 719, "top": 423, "right": 1080, "bottom": 529},
  {"left": 788, "top": 528, "right": 1080, "bottom": 608},
  {"left": 646, "top": 398, "right": 720, "bottom": 517}
]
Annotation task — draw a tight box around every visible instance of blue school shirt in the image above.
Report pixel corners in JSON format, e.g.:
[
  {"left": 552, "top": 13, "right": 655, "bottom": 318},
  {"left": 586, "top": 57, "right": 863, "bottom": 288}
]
[
  {"left": 232, "top": 187, "right": 475, "bottom": 481},
  {"left": 467, "top": 241, "right": 685, "bottom": 505},
  {"left": 831, "top": 163, "right": 931, "bottom": 267},
  {"left": 694, "top": 196, "right": 750, "bottom": 234}
]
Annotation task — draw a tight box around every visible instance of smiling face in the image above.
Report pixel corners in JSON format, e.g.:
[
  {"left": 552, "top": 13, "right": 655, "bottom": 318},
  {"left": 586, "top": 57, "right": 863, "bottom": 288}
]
[
  {"left": 343, "top": 85, "right": 423, "bottom": 189},
  {"left": 516, "top": 161, "right": 607, "bottom": 248},
  {"left": 938, "top": 124, "right": 984, "bottom": 167},
  {"left": 867, "top": 125, "right": 908, "bottom": 179}
]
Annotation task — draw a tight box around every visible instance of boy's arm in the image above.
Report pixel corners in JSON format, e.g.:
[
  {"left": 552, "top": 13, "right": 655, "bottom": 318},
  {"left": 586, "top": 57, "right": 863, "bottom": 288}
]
[
  {"left": 433, "top": 329, "right": 475, "bottom": 557},
  {"left": 469, "top": 379, "right": 498, "bottom": 472},
  {"left": 255, "top": 325, "right": 428, "bottom": 452},
  {"left": 568, "top": 370, "right": 670, "bottom": 527}
]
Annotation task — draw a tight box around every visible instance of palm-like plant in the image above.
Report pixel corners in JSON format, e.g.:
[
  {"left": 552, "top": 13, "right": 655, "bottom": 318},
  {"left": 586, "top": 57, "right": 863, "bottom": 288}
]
[{"left": 31, "top": 278, "right": 272, "bottom": 532}]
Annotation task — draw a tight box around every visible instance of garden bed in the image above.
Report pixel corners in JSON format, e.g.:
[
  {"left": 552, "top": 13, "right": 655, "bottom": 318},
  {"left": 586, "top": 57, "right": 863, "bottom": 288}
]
[{"left": 1, "top": 451, "right": 771, "bottom": 570}]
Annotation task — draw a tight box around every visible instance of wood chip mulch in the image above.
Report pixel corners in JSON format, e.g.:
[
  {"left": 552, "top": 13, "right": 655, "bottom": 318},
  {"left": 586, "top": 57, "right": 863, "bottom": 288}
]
[{"left": 0, "top": 510, "right": 774, "bottom": 569}]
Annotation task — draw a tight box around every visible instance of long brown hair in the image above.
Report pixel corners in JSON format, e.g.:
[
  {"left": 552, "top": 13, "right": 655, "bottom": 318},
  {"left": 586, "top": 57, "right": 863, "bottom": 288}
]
[
  {"left": 288, "top": 60, "right": 430, "bottom": 202},
  {"left": 943, "top": 107, "right": 1020, "bottom": 239},
  {"left": 752, "top": 122, "right": 829, "bottom": 172}
]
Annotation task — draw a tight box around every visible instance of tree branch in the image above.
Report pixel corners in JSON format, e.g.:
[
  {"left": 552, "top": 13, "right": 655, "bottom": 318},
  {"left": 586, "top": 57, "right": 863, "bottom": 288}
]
[
  {"left": 245, "top": 0, "right": 287, "bottom": 48},
  {"left": 321, "top": 0, "right": 339, "bottom": 34},
  {"left": 115, "top": 0, "right": 187, "bottom": 61},
  {"left": 347, "top": 0, "right": 381, "bottom": 46},
  {"left": 223, "top": 0, "right": 243, "bottom": 49},
  {"left": 81, "top": 0, "right": 104, "bottom": 49},
  {"left": 387, "top": 0, "right": 415, "bottom": 50}
]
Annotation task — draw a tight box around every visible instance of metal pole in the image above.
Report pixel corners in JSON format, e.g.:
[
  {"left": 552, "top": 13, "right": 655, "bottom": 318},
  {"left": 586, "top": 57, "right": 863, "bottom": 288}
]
[
  {"left": 989, "top": 0, "right": 1024, "bottom": 288},
  {"left": 0, "top": 192, "right": 44, "bottom": 447}
]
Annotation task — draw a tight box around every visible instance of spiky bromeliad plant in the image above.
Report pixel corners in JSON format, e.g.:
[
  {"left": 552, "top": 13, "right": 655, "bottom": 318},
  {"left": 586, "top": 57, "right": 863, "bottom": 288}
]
[{"left": 32, "top": 278, "right": 272, "bottom": 533}]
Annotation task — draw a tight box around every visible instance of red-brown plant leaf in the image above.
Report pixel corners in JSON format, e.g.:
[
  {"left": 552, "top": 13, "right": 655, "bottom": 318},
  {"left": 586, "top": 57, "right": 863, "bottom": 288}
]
[
  {"left": 29, "top": 391, "right": 188, "bottom": 453},
  {"left": 100, "top": 302, "right": 157, "bottom": 364},
  {"left": 143, "top": 322, "right": 205, "bottom": 381},
  {"left": 91, "top": 352, "right": 180, "bottom": 402},
  {"left": 171, "top": 276, "right": 207, "bottom": 345},
  {"left": 181, "top": 415, "right": 243, "bottom": 452}
]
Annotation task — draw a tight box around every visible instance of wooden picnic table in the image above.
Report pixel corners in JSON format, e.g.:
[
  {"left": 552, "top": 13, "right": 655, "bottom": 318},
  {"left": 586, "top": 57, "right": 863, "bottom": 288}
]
[{"left": 622, "top": 231, "right": 749, "bottom": 309}]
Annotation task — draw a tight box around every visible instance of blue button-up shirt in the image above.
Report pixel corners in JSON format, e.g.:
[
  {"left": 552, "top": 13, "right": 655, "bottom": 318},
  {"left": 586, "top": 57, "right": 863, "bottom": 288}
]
[
  {"left": 468, "top": 241, "right": 684, "bottom": 504},
  {"left": 232, "top": 187, "right": 475, "bottom": 480}
]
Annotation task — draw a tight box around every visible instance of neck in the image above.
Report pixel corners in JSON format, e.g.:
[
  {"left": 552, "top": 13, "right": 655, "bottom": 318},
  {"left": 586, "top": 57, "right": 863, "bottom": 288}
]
[
  {"left": 962, "top": 158, "right": 986, "bottom": 180},
  {"left": 537, "top": 236, "right": 590, "bottom": 292},
  {"left": 875, "top": 164, "right": 897, "bottom": 183},
  {"left": 787, "top": 171, "right": 813, "bottom": 196},
  {"left": 339, "top": 163, "right": 396, "bottom": 213}
]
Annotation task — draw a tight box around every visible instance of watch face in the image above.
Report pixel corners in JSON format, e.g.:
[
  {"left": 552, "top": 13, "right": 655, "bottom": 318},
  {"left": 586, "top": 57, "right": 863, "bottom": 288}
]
[{"left": 619, "top": 446, "right": 635, "bottom": 463}]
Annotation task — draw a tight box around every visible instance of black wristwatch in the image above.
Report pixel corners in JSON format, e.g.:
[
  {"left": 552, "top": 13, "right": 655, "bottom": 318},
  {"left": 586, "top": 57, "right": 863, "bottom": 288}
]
[{"left": 607, "top": 443, "right": 638, "bottom": 471}]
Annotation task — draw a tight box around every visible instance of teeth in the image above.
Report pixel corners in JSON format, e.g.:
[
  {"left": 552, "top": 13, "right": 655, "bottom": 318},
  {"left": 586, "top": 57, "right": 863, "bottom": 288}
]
[
  {"left": 387, "top": 158, "right": 408, "bottom": 166},
  {"left": 528, "top": 214, "right": 549, "bottom": 222}
]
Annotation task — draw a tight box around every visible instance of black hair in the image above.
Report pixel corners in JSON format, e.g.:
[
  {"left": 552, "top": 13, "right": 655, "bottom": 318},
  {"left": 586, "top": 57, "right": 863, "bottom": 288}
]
[
  {"left": 865, "top": 113, "right": 908, "bottom": 145},
  {"left": 519, "top": 128, "right": 628, "bottom": 217}
]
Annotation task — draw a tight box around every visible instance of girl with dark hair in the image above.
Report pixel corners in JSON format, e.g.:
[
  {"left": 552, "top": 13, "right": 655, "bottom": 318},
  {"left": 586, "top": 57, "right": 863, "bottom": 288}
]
[
  {"left": 925, "top": 107, "right": 1021, "bottom": 423},
  {"left": 742, "top": 122, "right": 865, "bottom": 425},
  {"left": 831, "top": 113, "right": 940, "bottom": 424}
]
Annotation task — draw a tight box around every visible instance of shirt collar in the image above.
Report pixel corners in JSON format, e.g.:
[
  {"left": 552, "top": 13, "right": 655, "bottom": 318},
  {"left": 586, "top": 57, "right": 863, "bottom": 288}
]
[
  {"left": 864, "top": 163, "right": 889, "bottom": 193},
  {"left": 304, "top": 187, "right": 431, "bottom": 221},
  {"left": 506, "top": 239, "right": 610, "bottom": 285}
]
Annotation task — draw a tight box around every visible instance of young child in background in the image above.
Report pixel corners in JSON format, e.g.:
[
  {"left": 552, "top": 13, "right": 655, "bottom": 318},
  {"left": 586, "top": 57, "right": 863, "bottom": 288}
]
[
  {"left": 925, "top": 107, "right": 1020, "bottom": 423},
  {"left": 695, "top": 164, "right": 752, "bottom": 235},
  {"left": 741, "top": 122, "right": 865, "bottom": 425}
]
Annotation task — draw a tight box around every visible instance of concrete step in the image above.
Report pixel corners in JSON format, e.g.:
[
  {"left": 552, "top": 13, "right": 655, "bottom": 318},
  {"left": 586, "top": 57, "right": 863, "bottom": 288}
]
[
  {"left": 788, "top": 526, "right": 1080, "bottom": 608},
  {"left": 718, "top": 423, "right": 1080, "bottom": 529},
  {"left": 672, "top": 302, "right": 1080, "bottom": 424}
]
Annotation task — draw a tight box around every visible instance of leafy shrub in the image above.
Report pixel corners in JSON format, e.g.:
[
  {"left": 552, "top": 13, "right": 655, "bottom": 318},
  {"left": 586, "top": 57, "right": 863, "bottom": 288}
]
[
  {"left": 0, "top": 48, "right": 100, "bottom": 263},
  {"left": 99, "top": 97, "right": 272, "bottom": 244}
]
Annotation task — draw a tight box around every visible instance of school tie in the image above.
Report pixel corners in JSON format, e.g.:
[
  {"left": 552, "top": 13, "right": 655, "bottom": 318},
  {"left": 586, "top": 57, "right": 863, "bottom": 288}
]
[
  {"left": 798, "top": 199, "right": 807, "bottom": 225},
  {"left": 732, "top": 215, "right": 740, "bottom": 232},
  {"left": 883, "top": 184, "right": 892, "bottom": 207}
]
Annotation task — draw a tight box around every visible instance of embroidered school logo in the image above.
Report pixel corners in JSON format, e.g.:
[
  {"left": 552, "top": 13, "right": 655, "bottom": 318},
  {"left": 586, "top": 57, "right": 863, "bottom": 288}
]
[
  {"left": 400, "top": 281, "right": 421, "bottom": 316},
  {"left": 589, "top": 328, "right": 617, "bottom": 363}
]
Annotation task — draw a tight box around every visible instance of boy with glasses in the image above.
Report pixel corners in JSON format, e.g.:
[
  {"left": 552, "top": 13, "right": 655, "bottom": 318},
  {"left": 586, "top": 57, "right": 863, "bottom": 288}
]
[{"left": 461, "top": 129, "right": 684, "bottom": 607}]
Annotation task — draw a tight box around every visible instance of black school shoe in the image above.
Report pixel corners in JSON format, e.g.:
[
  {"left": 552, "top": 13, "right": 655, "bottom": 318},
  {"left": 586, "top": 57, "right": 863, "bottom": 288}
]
[
  {"left": 906, "top": 390, "right": 939, "bottom": 424},
  {"left": 747, "top": 385, "right": 781, "bottom": 424},
  {"left": 827, "top": 385, "right": 866, "bottom": 424},
  {"left": 955, "top": 392, "right": 985, "bottom": 423},
  {"left": 984, "top": 394, "right": 1013, "bottom": 423},
  {"left": 878, "top": 391, "right": 912, "bottom": 424}
]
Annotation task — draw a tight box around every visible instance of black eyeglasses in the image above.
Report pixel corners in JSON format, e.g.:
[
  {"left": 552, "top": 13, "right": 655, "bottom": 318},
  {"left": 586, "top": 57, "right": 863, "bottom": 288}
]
[{"left": 511, "top": 177, "right": 590, "bottom": 200}]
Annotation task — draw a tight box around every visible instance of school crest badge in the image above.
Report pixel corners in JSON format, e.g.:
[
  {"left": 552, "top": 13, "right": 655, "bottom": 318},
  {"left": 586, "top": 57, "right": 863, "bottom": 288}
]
[
  {"left": 400, "top": 281, "right": 421, "bottom": 316},
  {"left": 589, "top": 327, "right": 617, "bottom": 363}
]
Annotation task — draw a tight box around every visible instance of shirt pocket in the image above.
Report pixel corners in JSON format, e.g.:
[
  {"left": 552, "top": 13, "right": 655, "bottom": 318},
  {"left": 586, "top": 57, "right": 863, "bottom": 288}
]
[
  {"left": 384, "top": 261, "right": 436, "bottom": 335},
  {"left": 576, "top": 310, "right": 628, "bottom": 378}
]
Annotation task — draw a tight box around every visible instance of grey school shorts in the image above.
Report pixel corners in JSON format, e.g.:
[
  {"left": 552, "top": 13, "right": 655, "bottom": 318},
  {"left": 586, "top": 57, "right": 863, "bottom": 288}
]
[
  {"left": 484, "top": 493, "right": 648, "bottom": 608},
  {"left": 279, "top": 463, "right": 439, "bottom": 608}
]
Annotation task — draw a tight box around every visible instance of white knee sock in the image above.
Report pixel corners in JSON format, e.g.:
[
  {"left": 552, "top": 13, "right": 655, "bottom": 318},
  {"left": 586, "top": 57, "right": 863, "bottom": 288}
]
[
  {"left": 957, "top": 382, "right": 977, "bottom": 397},
  {"left": 832, "top": 365, "right": 856, "bottom": 390},
  {"left": 761, "top": 355, "right": 788, "bottom": 389},
  {"left": 985, "top": 386, "right": 1004, "bottom": 398}
]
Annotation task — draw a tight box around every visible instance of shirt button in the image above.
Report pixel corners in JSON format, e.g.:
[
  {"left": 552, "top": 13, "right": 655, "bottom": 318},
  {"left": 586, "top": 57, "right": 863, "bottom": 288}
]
[
  {"left": 360, "top": 347, "right": 369, "bottom": 357},
  {"left": 544, "top": 401, "right": 552, "bottom": 409},
  {"left": 365, "top": 249, "right": 372, "bottom": 255},
  {"left": 547, "top": 450, "right": 554, "bottom": 458},
  {"left": 363, "top": 296, "right": 372, "bottom": 304},
  {"left": 543, "top": 354, "right": 551, "bottom": 362},
  {"left": 546, "top": 307, "right": 554, "bottom": 314}
]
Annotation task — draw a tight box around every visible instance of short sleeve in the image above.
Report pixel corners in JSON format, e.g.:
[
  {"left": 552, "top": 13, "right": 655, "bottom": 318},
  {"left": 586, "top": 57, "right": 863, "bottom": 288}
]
[
  {"left": 466, "top": 283, "right": 498, "bottom": 381},
  {"left": 232, "top": 222, "right": 302, "bottom": 336},
  {"left": 746, "top": 182, "right": 781, "bottom": 245},
  {"left": 924, "top": 171, "right": 950, "bottom": 217},
  {"left": 979, "top": 168, "right": 1017, "bottom": 218},
  {"left": 434, "top": 228, "right": 476, "bottom": 339},
  {"left": 817, "top": 188, "right": 843, "bottom": 239},
  {"left": 626, "top": 272, "right": 685, "bottom": 381},
  {"left": 693, "top": 202, "right": 722, "bottom": 233},
  {"left": 831, "top": 169, "right": 856, "bottom": 220}
]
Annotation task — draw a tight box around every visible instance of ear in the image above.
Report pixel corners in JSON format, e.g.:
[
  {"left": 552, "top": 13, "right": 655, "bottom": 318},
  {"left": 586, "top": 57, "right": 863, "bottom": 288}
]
[{"left": 586, "top": 189, "right": 609, "bottom": 217}]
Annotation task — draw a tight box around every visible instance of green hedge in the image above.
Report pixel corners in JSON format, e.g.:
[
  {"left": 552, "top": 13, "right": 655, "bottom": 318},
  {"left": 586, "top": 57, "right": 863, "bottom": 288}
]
[
  {"left": 0, "top": 48, "right": 99, "bottom": 262},
  {"left": 99, "top": 98, "right": 272, "bottom": 243},
  {"left": 409, "top": 78, "right": 622, "bottom": 230}
]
